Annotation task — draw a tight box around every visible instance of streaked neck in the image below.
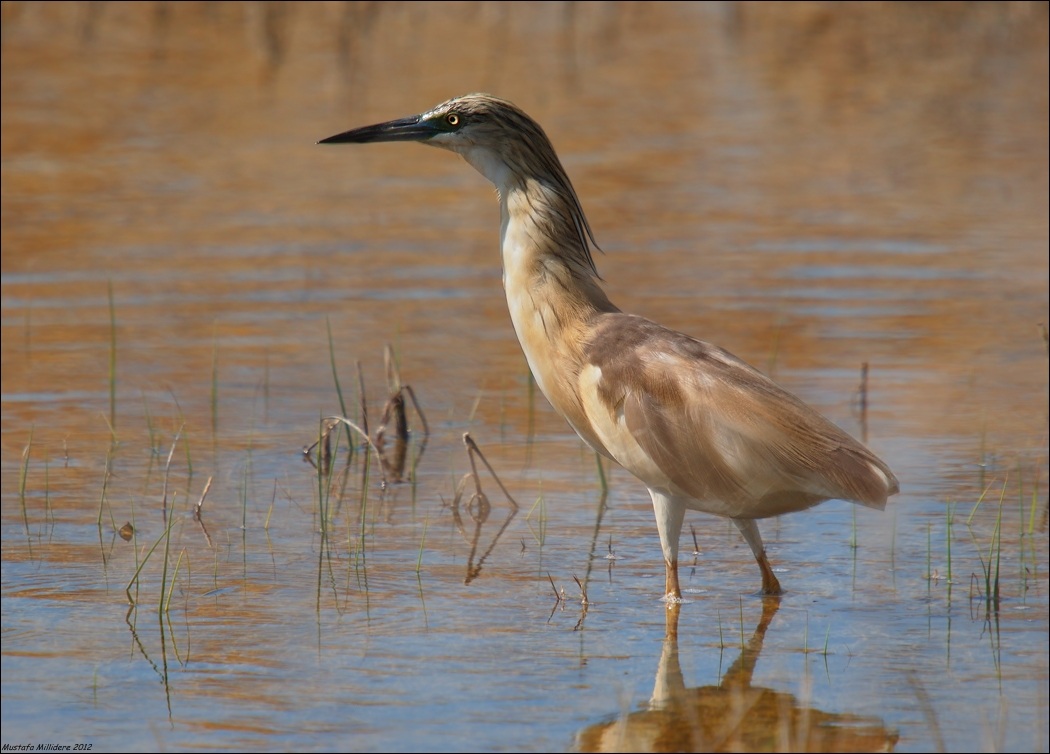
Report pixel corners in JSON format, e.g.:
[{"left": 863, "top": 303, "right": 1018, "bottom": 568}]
[{"left": 499, "top": 178, "right": 616, "bottom": 315}]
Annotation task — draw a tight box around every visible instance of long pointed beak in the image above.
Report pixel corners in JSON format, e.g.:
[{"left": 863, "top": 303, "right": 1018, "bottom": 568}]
[{"left": 318, "top": 115, "right": 436, "bottom": 145}]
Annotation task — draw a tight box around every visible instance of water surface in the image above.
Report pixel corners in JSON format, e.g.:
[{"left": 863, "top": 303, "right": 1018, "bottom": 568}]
[{"left": 2, "top": 3, "right": 1048, "bottom": 752}]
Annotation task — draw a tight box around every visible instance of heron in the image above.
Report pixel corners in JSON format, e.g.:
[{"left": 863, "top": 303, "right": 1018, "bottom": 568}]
[{"left": 320, "top": 93, "right": 899, "bottom": 600}]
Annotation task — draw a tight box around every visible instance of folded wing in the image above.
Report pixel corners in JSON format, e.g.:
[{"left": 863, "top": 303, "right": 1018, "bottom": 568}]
[{"left": 582, "top": 314, "right": 898, "bottom": 519}]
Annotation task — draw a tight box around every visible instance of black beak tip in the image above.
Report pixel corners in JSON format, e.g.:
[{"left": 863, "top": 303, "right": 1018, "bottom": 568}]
[
  {"left": 317, "top": 115, "right": 433, "bottom": 147},
  {"left": 318, "top": 132, "right": 351, "bottom": 145}
]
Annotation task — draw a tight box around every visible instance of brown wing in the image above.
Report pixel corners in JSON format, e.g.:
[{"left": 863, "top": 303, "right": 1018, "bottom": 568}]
[{"left": 584, "top": 314, "right": 898, "bottom": 518}]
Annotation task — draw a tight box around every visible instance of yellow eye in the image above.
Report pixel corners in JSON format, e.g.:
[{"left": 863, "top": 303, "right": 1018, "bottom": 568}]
[{"left": 446, "top": 113, "right": 460, "bottom": 127}]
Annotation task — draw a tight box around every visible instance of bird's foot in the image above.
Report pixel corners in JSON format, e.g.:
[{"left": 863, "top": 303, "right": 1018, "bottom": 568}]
[{"left": 757, "top": 554, "right": 783, "bottom": 595}]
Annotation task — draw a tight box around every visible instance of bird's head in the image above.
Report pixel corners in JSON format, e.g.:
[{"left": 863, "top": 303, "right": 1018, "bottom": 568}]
[
  {"left": 319, "top": 93, "right": 557, "bottom": 190},
  {"left": 321, "top": 93, "right": 601, "bottom": 274}
]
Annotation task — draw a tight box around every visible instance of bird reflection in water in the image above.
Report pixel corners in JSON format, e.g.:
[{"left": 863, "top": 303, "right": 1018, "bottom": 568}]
[{"left": 576, "top": 599, "right": 898, "bottom": 753}]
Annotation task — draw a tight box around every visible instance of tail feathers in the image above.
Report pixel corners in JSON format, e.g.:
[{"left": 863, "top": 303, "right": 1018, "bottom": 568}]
[{"left": 831, "top": 448, "right": 899, "bottom": 510}]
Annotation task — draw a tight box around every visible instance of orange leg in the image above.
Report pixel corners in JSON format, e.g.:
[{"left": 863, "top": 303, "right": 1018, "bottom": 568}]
[
  {"left": 756, "top": 549, "right": 783, "bottom": 596},
  {"left": 734, "top": 518, "right": 784, "bottom": 595},
  {"left": 651, "top": 491, "right": 686, "bottom": 602},
  {"left": 664, "top": 558, "right": 682, "bottom": 602}
]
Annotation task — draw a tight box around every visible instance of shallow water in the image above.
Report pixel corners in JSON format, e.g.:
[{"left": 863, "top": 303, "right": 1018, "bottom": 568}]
[{"left": 2, "top": 3, "right": 1048, "bottom": 752}]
